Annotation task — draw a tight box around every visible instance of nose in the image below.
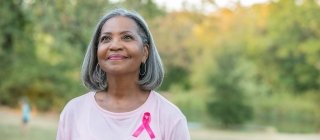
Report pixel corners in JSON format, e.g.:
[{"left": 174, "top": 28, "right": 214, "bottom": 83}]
[{"left": 109, "top": 39, "right": 123, "bottom": 51}]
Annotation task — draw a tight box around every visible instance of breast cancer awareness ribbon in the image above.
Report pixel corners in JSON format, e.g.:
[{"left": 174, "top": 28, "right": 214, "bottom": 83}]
[{"left": 132, "top": 112, "right": 155, "bottom": 139}]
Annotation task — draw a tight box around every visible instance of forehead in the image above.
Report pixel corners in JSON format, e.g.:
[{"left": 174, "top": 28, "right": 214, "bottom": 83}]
[{"left": 101, "top": 16, "right": 139, "bottom": 34}]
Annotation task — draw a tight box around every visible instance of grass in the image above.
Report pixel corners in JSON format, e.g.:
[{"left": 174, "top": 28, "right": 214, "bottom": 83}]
[
  {"left": 0, "top": 107, "right": 57, "bottom": 140},
  {"left": 0, "top": 124, "right": 56, "bottom": 140}
]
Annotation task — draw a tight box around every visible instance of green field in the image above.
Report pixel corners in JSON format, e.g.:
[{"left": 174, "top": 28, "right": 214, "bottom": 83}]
[
  {"left": 0, "top": 107, "right": 57, "bottom": 140},
  {"left": 1, "top": 107, "right": 319, "bottom": 140}
]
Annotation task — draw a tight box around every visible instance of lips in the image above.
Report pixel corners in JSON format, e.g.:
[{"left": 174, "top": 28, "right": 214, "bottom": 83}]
[{"left": 107, "top": 54, "right": 128, "bottom": 60}]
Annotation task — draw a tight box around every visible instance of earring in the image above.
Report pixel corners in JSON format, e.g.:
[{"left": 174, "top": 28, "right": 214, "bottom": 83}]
[{"left": 139, "top": 63, "right": 146, "bottom": 76}]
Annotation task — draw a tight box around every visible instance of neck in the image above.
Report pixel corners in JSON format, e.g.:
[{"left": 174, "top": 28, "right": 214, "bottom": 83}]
[
  {"left": 105, "top": 74, "right": 144, "bottom": 98},
  {"left": 95, "top": 74, "right": 150, "bottom": 112}
]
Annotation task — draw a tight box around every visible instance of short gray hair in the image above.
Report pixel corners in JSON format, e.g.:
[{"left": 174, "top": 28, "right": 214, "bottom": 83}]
[{"left": 81, "top": 8, "right": 164, "bottom": 91}]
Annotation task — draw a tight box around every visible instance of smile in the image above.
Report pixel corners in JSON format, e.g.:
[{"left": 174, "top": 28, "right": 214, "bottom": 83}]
[{"left": 107, "top": 54, "right": 128, "bottom": 60}]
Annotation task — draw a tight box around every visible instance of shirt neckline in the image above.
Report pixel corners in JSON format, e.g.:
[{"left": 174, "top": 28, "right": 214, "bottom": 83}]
[{"left": 90, "top": 90, "right": 154, "bottom": 119}]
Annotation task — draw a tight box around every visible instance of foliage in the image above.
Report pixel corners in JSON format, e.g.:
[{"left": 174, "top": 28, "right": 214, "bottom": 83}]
[
  {"left": 253, "top": 92, "right": 320, "bottom": 133},
  {"left": 0, "top": 0, "right": 320, "bottom": 133},
  {"left": 206, "top": 48, "right": 253, "bottom": 127},
  {"left": 257, "top": 0, "right": 320, "bottom": 93}
]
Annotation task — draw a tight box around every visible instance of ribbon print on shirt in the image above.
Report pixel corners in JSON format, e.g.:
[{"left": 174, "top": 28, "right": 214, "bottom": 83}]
[{"left": 132, "top": 112, "right": 155, "bottom": 139}]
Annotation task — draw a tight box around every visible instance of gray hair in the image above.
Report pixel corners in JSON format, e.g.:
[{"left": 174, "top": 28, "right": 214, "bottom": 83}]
[{"left": 81, "top": 8, "right": 164, "bottom": 91}]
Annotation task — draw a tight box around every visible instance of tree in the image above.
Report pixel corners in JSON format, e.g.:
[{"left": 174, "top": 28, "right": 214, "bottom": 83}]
[
  {"left": 255, "top": 0, "right": 320, "bottom": 93},
  {"left": 206, "top": 48, "right": 253, "bottom": 127},
  {"left": 0, "top": 0, "right": 37, "bottom": 106}
]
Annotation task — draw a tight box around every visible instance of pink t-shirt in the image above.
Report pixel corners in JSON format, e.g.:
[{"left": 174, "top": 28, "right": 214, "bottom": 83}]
[{"left": 56, "top": 91, "right": 190, "bottom": 140}]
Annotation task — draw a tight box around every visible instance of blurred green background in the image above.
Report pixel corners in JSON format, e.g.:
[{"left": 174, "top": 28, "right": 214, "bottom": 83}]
[{"left": 0, "top": 0, "right": 320, "bottom": 139}]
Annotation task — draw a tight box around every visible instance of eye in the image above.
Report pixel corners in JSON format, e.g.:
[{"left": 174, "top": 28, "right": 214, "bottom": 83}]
[
  {"left": 122, "top": 35, "right": 134, "bottom": 41},
  {"left": 100, "top": 35, "right": 112, "bottom": 43}
]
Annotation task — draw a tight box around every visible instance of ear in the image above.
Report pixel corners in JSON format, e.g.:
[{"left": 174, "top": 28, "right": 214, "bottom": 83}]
[{"left": 142, "top": 44, "right": 149, "bottom": 63}]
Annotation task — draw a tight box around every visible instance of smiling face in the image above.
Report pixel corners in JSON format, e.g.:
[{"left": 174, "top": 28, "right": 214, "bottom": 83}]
[{"left": 97, "top": 16, "right": 149, "bottom": 77}]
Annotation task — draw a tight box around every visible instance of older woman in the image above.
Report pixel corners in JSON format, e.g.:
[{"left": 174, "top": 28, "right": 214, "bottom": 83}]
[{"left": 56, "top": 8, "right": 190, "bottom": 140}]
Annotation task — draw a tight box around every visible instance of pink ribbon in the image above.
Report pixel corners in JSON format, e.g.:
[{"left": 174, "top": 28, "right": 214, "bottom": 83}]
[{"left": 132, "top": 112, "right": 155, "bottom": 139}]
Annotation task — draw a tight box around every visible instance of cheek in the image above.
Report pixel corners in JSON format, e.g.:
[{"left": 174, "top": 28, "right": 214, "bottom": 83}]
[
  {"left": 97, "top": 46, "right": 107, "bottom": 60},
  {"left": 134, "top": 48, "right": 145, "bottom": 60}
]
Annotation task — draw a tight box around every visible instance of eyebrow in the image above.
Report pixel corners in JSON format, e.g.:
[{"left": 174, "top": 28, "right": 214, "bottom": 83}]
[{"left": 101, "top": 31, "right": 134, "bottom": 36}]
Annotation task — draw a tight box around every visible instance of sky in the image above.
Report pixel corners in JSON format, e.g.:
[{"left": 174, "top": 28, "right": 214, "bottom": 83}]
[{"left": 154, "top": 0, "right": 270, "bottom": 12}]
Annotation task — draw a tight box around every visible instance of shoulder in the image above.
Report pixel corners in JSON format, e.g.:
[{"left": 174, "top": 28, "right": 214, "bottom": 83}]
[
  {"left": 59, "top": 91, "right": 94, "bottom": 118},
  {"left": 152, "top": 91, "right": 186, "bottom": 121},
  {"left": 65, "top": 92, "right": 92, "bottom": 108},
  {"left": 151, "top": 91, "right": 190, "bottom": 138}
]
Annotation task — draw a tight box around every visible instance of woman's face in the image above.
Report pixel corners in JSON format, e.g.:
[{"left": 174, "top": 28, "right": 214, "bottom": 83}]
[{"left": 97, "top": 16, "right": 148, "bottom": 77}]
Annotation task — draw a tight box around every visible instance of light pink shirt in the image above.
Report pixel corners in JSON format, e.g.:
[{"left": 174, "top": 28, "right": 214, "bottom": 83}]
[{"left": 56, "top": 91, "right": 190, "bottom": 140}]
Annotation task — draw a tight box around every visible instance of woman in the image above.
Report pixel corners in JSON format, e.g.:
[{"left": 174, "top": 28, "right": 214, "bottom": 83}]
[{"left": 56, "top": 8, "right": 190, "bottom": 140}]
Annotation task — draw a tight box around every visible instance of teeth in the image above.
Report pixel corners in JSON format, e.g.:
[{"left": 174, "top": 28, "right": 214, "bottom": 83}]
[{"left": 108, "top": 56, "right": 125, "bottom": 60}]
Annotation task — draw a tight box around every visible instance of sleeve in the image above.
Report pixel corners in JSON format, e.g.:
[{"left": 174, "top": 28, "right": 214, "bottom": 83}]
[
  {"left": 56, "top": 103, "right": 74, "bottom": 140},
  {"left": 56, "top": 111, "right": 69, "bottom": 140},
  {"left": 168, "top": 117, "right": 191, "bottom": 140}
]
